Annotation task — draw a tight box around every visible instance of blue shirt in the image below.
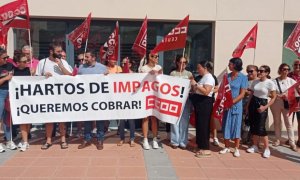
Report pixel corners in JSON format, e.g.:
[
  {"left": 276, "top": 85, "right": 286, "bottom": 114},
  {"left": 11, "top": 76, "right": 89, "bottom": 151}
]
[{"left": 78, "top": 62, "right": 108, "bottom": 75}]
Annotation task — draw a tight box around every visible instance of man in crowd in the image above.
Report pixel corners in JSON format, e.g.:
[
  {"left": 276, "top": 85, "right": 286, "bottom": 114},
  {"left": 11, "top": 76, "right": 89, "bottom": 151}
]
[
  {"left": 77, "top": 49, "right": 108, "bottom": 150},
  {"left": 35, "top": 42, "right": 72, "bottom": 150}
]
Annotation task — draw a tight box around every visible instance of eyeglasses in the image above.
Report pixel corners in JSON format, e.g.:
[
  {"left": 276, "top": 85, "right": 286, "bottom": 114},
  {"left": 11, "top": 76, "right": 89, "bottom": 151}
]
[
  {"left": 1, "top": 56, "right": 9, "bottom": 60},
  {"left": 247, "top": 70, "right": 254, "bottom": 74},
  {"left": 294, "top": 64, "right": 300, "bottom": 67},
  {"left": 258, "top": 70, "right": 266, "bottom": 73},
  {"left": 281, "top": 68, "right": 290, "bottom": 71},
  {"left": 150, "top": 55, "right": 159, "bottom": 59},
  {"left": 78, "top": 59, "right": 84, "bottom": 61}
]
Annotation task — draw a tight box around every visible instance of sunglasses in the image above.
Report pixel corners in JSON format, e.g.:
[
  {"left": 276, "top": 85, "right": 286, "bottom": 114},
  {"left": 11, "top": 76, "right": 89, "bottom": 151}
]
[
  {"left": 258, "top": 70, "right": 266, "bottom": 73},
  {"left": 247, "top": 70, "right": 254, "bottom": 74},
  {"left": 150, "top": 55, "right": 159, "bottom": 59},
  {"left": 1, "top": 56, "right": 9, "bottom": 60},
  {"left": 294, "top": 64, "right": 300, "bottom": 67},
  {"left": 281, "top": 68, "right": 290, "bottom": 71},
  {"left": 78, "top": 59, "right": 84, "bottom": 61}
]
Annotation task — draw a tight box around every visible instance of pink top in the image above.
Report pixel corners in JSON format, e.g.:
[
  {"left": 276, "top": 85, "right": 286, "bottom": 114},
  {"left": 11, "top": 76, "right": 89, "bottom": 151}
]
[{"left": 7, "top": 57, "right": 39, "bottom": 69}]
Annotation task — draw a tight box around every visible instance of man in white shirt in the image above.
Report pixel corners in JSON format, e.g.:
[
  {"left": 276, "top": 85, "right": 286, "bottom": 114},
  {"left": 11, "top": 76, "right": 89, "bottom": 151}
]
[{"left": 35, "top": 42, "right": 72, "bottom": 150}]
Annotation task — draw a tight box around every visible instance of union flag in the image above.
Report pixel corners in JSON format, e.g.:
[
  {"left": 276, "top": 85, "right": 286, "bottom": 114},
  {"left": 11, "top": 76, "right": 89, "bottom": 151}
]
[
  {"left": 152, "top": 15, "right": 189, "bottom": 53},
  {"left": 232, "top": 23, "right": 258, "bottom": 58}
]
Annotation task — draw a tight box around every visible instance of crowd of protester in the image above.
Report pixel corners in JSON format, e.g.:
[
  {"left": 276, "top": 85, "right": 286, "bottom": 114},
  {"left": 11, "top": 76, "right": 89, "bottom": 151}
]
[{"left": 0, "top": 42, "right": 299, "bottom": 159}]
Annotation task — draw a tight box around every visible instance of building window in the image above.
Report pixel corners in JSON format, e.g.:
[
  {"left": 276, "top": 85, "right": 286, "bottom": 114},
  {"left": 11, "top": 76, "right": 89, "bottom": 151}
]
[
  {"left": 14, "top": 19, "right": 213, "bottom": 74},
  {"left": 283, "top": 23, "right": 297, "bottom": 65}
]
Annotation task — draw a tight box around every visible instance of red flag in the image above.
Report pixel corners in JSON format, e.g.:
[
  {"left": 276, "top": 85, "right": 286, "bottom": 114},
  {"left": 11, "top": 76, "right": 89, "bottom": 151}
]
[
  {"left": 284, "top": 21, "right": 300, "bottom": 57},
  {"left": 212, "top": 73, "right": 234, "bottom": 123},
  {"left": 0, "top": 0, "right": 30, "bottom": 29},
  {"left": 72, "top": 67, "right": 78, "bottom": 76},
  {"left": 152, "top": 15, "right": 189, "bottom": 53},
  {"left": 122, "top": 57, "right": 130, "bottom": 73},
  {"left": 132, "top": 16, "right": 147, "bottom": 58},
  {"left": 68, "top": 13, "right": 91, "bottom": 49},
  {"left": 287, "top": 81, "right": 300, "bottom": 115},
  {"left": 232, "top": 23, "right": 258, "bottom": 58},
  {"left": 100, "top": 22, "right": 119, "bottom": 61},
  {"left": 0, "top": 24, "right": 9, "bottom": 48}
]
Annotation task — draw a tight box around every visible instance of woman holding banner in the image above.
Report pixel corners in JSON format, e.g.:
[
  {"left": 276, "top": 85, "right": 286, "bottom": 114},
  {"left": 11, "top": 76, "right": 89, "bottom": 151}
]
[
  {"left": 117, "top": 58, "right": 136, "bottom": 147},
  {"left": 246, "top": 65, "right": 276, "bottom": 158},
  {"left": 190, "top": 60, "right": 215, "bottom": 157},
  {"left": 219, "top": 58, "right": 247, "bottom": 157},
  {"left": 12, "top": 54, "right": 31, "bottom": 151},
  {"left": 139, "top": 50, "right": 162, "bottom": 150},
  {"left": 169, "top": 55, "right": 193, "bottom": 149}
]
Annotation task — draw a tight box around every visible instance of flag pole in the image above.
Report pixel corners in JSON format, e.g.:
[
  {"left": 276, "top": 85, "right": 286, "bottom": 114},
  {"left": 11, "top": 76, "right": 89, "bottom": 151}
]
[
  {"left": 27, "top": 29, "right": 33, "bottom": 75},
  {"left": 252, "top": 48, "right": 256, "bottom": 65},
  {"left": 180, "top": 48, "right": 186, "bottom": 76},
  {"left": 82, "top": 38, "right": 89, "bottom": 63}
]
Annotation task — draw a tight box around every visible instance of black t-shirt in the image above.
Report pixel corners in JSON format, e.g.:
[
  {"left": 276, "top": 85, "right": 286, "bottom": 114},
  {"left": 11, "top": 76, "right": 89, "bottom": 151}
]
[
  {"left": 0, "top": 63, "right": 13, "bottom": 90},
  {"left": 13, "top": 67, "right": 31, "bottom": 76}
]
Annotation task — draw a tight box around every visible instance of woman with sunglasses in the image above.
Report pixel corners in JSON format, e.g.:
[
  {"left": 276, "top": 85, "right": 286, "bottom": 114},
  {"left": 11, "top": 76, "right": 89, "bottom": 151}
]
[
  {"left": 246, "top": 65, "right": 276, "bottom": 158},
  {"left": 169, "top": 55, "right": 193, "bottom": 149},
  {"left": 139, "top": 50, "right": 162, "bottom": 150},
  {"left": 12, "top": 54, "right": 32, "bottom": 151},
  {"left": 219, "top": 58, "right": 248, "bottom": 157},
  {"left": 288, "top": 59, "right": 300, "bottom": 147},
  {"left": 242, "top": 65, "right": 259, "bottom": 144},
  {"left": 270, "top": 63, "right": 297, "bottom": 151},
  {"left": 0, "top": 49, "right": 14, "bottom": 152}
]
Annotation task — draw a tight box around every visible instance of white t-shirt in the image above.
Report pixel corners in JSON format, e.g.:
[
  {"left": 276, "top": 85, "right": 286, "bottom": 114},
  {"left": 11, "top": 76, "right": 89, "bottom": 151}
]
[
  {"left": 35, "top": 58, "right": 72, "bottom": 76},
  {"left": 251, "top": 79, "right": 276, "bottom": 99},
  {"left": 170, "top": 70, "right": 192, "bottom": 79},
  {"left": 195, "top": 73, "right": 215, "bottom": 97},
  {"left": 139, "top": 64, "right": 162, "bottom": 73},
  {"left": 272, "top": 77, "right": 296, "bottom": 94}
]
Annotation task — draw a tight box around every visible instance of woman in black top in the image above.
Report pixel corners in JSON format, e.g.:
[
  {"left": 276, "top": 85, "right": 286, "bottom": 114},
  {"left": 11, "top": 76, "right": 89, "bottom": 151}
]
[
  {"left": 13, "top": 54, "right": 31, "bottom": 151},
  {"left": 0, "top": 49, "right": 14, "bottom": 153}
]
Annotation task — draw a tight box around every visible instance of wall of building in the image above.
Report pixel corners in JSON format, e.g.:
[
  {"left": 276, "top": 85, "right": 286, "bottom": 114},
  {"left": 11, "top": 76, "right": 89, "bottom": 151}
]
[{"left": 2, "top": 0, "right": 300, "bottom": 131}]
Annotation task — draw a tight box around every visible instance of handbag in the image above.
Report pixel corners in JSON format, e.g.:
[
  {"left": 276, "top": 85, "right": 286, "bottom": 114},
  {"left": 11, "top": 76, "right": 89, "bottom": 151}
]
[{"left": 275, "top": 78, "right": 289, "bottom": 110}]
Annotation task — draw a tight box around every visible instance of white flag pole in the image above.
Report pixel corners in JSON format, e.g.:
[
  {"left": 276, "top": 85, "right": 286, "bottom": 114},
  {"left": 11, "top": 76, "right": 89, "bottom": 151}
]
[{"left": 27, "top": 29, "right": 33, "bottom": 76}]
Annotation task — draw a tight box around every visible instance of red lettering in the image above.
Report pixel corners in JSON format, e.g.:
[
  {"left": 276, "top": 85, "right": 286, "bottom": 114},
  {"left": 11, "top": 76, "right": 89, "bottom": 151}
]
[
  {"left": 118, "top": 81, "right": 131, "bottom": 92},
  {"left": 151, "top": 81, "right": 159, "bottom": 92},
  {"left": 171, "top": 85, "right": 180, "bottom": 96},
  {"left": 141, "top": 81, "right": 151, "bottom": 92},
  {"left": 132, "top": 81, "right": 141, "bottom": 92},
  {"left": 160, "top": 83, "right": 171, "bottom": 94}
]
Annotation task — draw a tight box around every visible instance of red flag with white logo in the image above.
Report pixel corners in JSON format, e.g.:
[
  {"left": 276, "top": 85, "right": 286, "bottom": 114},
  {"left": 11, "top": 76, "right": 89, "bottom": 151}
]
[
  {"left": 284, "top": 21, "right": 300, "bottom": 57},
  {"left": 0, "top": 24, "right": 9, "bottom": 47},
  {"left": 152, "top": 15, "right": 189, "bottom": 53},
  {"left": 100, "top": 22, "right": 119, "bottom": 61},
  {"left": 287, "top": 81, "right": 300, "bottom": 115},
  {"left": 132, "top": 16, "right": 147, "bottom": 58},
  {"left": 68, "top": 13, "right": 91, "bottom": 49},
  {"left": 232, "top": 23, "right": 258, "bottom": 58},
  {"left": 212, "top": 73, "right": 234, "bottom": 124},
  {"left": 0, "top": 0, "right": 30, "bottom": 29}
]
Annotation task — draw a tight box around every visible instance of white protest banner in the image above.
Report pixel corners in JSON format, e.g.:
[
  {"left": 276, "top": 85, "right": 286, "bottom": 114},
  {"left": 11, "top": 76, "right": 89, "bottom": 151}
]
[{"left": 9, "top": 73, "right": 190, "bottom": 125}]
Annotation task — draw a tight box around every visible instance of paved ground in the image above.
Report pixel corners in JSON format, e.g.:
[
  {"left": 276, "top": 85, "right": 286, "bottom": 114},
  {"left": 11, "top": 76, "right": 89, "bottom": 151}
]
[{"left": 0, "top": 130, "right": 300, "bottom": 179}]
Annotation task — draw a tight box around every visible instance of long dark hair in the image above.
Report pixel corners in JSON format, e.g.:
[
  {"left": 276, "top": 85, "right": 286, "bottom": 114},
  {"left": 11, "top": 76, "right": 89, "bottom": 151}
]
[{"left": 229, "top": 57, "right": 243, "bottom": 71}]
